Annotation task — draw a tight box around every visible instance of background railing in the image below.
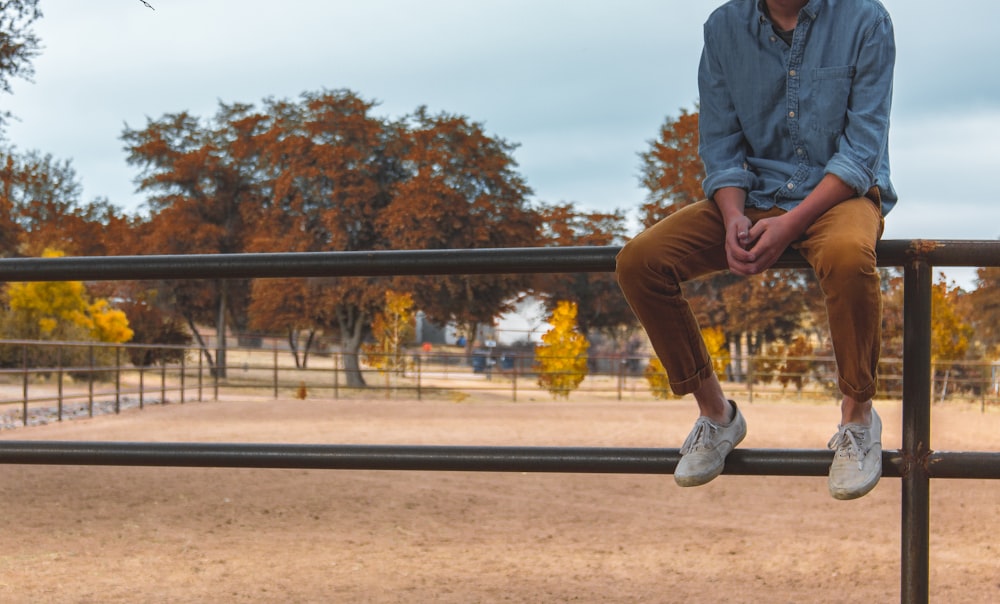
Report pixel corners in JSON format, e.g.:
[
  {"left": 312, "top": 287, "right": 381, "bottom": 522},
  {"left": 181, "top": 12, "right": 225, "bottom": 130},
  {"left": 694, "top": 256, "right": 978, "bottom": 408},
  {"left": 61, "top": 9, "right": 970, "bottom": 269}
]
[
  {"left": 2, "top": 340, "right": 999, "bottom": 429},
  {"left": 1, "top": 240, "right": 999, "bottom": 604}
]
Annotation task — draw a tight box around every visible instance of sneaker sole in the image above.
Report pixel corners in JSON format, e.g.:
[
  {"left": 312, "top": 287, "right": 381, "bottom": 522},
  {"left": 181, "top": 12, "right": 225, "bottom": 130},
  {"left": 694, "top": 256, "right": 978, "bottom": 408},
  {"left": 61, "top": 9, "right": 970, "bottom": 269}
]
[{"left": 829, "top": 444, "right": 883, "bottom": 500}]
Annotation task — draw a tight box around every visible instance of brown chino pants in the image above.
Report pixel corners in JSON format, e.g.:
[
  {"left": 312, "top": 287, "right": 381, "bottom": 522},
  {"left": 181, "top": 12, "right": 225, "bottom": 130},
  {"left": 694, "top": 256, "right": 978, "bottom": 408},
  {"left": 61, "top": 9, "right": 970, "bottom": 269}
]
[{"left": 616, "top": 196, "right": 884, "bottom": 401}]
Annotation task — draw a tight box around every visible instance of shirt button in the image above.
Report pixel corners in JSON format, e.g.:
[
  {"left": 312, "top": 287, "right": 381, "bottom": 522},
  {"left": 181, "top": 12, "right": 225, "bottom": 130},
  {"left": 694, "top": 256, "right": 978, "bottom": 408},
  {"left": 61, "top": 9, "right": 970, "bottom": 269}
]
[
  {"left": 789, "top": 70, "right": 797, "bottom": 77},
  {"left": 788, "top": 111, "right": 796, "bottom": 118},
  {"left": 787, "top": 183, "right": 795, "bottom": 190},
  {"left": 796, "top": 148, "right": 805, "bottom": 155},
  {"left": 770, "top": 36, "right": 777, "bottom": 43}
]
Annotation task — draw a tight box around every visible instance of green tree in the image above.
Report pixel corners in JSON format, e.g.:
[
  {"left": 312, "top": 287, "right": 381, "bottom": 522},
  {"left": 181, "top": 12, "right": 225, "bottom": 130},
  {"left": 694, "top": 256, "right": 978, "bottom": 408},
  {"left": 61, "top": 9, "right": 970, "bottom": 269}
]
[{"left": 535, "top": 301, "right": 589, "bottom": 399}]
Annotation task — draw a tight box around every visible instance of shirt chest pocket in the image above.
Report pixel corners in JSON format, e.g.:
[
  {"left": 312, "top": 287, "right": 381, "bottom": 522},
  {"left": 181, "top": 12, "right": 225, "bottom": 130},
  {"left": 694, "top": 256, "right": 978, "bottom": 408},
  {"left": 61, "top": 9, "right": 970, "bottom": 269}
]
[{"left": 804, "top": 65, "right": 856, "bottom": 135}]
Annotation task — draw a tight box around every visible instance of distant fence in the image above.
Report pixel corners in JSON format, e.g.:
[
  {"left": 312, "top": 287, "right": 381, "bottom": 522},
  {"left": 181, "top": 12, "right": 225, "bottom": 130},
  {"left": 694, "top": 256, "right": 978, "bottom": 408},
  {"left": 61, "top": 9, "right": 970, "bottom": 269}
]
[
  {"left": 1, "top": 339, "right": 998, "bottom": 428},
  {"left": 0, "top": 241, "right": 999, "bottom": 604}
]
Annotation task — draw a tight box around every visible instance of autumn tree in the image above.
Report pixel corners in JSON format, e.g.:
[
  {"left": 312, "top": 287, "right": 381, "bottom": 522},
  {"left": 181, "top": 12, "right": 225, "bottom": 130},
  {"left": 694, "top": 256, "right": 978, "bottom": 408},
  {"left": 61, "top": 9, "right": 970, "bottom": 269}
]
[
  {"left": 245, "top": 90, "right": 402, "bottom": 386},
  {"left": 0, "top": 0, "right": 41, "bottom": 136},
  {"left": 966, "top": 265, "right": 1000, "bottom": 358},
  {"left": 115, "top": 289, "right": 192, "bottom": 367},
  {"left": 779, "top": 335, "right": 813, "bottom": 395},
  {"left": 0, "top": 248, "right": 133, "bottom": 371},
  {"left": 380, "top": 107, "right": 540, "bottom": 356},
  {"left": 931, "top": 275, "right": 974, "bottom": 401},
  {"left": 535, "top": 301, "right": 589, "bottom": 399},
  {"left": 364, "top": 290, "right": 415, "bottom": 374},
  {"left": 534, "top": 202, "right": 635, "bottom": 338},
  {"left": 638, "top": 107, "right": 703, "bottom": 227},
  {"left": 644, "top": 357, "right": 678, "bottom": 400},
  {"left": 247, "top": 278, "right": 327, "bottom": 369},
  {"left": 122, "top": 102, "right": 267, "bottom": 376}
]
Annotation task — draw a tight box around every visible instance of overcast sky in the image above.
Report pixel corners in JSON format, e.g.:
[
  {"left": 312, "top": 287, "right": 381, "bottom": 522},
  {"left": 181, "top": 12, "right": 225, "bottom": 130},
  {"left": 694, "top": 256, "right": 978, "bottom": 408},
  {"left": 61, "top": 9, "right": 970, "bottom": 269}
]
[{"left": 4, "top": 0, "right": 1000, "bottom": 286}]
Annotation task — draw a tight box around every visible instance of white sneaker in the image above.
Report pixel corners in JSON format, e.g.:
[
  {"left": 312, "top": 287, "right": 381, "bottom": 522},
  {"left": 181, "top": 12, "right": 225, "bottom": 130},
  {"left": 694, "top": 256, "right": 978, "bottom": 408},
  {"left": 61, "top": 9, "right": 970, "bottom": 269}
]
[
  {"left": 827, "top": 408, "right": 883, "bottom": 500},
  {"left": 674, "top": 401, "right": 747, "bottom": 487}
]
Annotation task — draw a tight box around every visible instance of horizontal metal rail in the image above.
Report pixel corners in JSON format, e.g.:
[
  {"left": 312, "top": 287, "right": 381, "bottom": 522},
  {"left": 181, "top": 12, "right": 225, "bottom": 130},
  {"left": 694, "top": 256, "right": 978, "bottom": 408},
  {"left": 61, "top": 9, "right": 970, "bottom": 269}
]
[
  {"left": 0, "top": 240, "right": 998, "bottom": 282},
  {"left": 2, "top": 240, "right": 999, "bottom": 604},
  {"left": 0, "top": 442, "right": 997, "bottom": 478}
]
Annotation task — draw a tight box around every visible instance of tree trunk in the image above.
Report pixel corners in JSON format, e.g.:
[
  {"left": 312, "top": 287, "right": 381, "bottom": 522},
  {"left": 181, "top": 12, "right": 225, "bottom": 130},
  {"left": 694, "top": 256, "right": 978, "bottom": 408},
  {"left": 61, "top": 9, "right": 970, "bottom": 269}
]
[
  {"left": 186, "top": 316, "right": 216, "bottom": 373},
  {"left": 215, "top": 281, "right": 228, "bottom": 378},
  {"left": 301, "top": 330, "right": 316, "bottom": 369},
  {"left": 338, "top": 306, "right": 367, "bottom": 387},
  {"left": 288, "top": 328, "right": 302, "bottom": 369}
]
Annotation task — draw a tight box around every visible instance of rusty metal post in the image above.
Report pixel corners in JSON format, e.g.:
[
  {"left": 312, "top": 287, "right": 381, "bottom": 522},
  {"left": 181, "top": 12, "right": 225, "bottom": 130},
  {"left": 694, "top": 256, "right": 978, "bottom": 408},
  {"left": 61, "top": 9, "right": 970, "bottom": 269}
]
[{"left": 901, "top": 257, "right": 932, "bottom": 604}]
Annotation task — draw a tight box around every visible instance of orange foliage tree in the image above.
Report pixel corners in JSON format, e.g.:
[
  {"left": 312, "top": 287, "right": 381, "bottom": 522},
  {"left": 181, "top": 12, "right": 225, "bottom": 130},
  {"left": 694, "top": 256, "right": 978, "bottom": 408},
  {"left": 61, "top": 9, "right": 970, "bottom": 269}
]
[
  {"left": 122, "top": 103, "right": 267, "bottom": 376},
  {"left": 534, "top": 202, "right": 634, "bottom": 338},
  {"left": 379, "top": 107, "right": 540, "bottom": 357},
  {"left": 245, "top": 90, "right": 400, "bottom": 385},
  {"left": 638, "top": 107, "right": 703, "bottom": 228}
]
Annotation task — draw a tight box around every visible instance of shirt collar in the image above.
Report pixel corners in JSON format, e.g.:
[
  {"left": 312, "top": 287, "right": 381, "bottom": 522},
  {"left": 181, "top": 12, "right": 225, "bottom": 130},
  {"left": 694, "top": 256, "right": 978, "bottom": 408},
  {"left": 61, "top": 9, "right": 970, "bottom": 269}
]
[{"left": 756, "top": 0, "right": 822, "bottom": 24}]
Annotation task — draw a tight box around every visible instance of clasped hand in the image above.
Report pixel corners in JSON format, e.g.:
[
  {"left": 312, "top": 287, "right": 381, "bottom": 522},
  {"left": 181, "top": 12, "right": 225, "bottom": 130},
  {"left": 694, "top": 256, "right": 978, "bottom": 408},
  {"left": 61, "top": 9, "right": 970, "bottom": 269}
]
[{"left": 725, "top": 214, "right": 798, "bottom": 276}]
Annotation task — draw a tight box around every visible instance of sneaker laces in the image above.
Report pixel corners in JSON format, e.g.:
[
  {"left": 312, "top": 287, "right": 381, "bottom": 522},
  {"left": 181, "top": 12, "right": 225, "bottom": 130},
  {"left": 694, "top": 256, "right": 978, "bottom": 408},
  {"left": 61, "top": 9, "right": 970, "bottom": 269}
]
[
  {"left": 828, "top": 424, "right": 868, "bottom": 470},
  {"left": 680, "top": 417, "right": 718, "bottom": 454}
]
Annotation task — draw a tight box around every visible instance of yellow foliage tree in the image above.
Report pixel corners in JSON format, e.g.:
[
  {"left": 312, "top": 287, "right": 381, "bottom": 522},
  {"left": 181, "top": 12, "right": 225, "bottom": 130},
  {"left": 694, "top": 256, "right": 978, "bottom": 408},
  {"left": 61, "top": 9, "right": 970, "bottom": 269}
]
[
  {"left": 931, "top": 275, "right": 973, "bottom": 401},
  {"left": 535, "top": 300, "right": 589, "bottom": 399},
  {"left": 644, "top": 356, "right": 679, "bottom": 400},
  {"left": 3, "top": 249, "right": 133, "bottom": 344},
  {"left": 702, "top": 326, "right": 730, "bottom": 381},
  {"left": 363, "top": 290, "right": 415, "bottom": 374}
]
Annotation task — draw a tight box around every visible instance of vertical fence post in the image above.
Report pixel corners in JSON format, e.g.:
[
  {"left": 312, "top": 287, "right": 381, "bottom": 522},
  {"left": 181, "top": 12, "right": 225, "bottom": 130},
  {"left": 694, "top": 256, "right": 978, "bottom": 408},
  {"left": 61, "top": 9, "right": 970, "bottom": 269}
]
[
  {"left": 617, "top": 358, "right": 624, "bottom": 401},
  {"left": 416, "top": 355, "right": 422, "bottom": 401},
  {"left": 273, "top": 346, "right": 279, "bottom": 399},
  {"left": 198, "top": 349, "right": 204, "bottom": 402},
  {"left": 21, "top": 345, "right": 28, "bottom": 426},
  {"left": 111, "top": 346, "right": 121, "bottom": 414},
  {"left": 88, "top": 345, "right": 95, "bottom": 418},
  {"left": 901, "top": 259, "right": 932, "bottom": 604},
  {"left": 333, "top": 353, "right": 340, "bottom": 400},
  {"left": 139, "top": 360, "right": 145, "bottom": 410},
  {"left": 115, "top": 346, "right": 122, "bottom": 414},
  {"left": 57, "top": 346, "right": 64, "bottom": 422},
  {"left": 213, "top": 350, "right": 220, "bottom": 402},
  {"left": 180, "top": 351, "right": 186, "bottom": 404},
  {"left": 161, "top": 361, "right": 166, "bottom": 404},
  {"left": 512, "top": 361, "right": 517, "bottom": 403}
]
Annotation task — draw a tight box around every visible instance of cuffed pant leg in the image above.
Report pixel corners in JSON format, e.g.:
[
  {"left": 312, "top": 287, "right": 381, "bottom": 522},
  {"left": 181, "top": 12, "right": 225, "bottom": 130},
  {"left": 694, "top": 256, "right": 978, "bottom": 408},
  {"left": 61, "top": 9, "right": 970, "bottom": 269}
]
[
  {"left": 794, "top": 197, "right": 885, "bottom": 401},
  {"left": 615, "top": 201, "right": 732, "bottom": 395}
]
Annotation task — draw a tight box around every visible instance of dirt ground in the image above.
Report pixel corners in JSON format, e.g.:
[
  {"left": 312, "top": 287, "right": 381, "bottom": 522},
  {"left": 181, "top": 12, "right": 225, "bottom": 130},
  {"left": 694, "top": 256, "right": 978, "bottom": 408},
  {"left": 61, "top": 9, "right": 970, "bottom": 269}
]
[{"left": 0, "top": 393, "right": 998, "bottom": 603}]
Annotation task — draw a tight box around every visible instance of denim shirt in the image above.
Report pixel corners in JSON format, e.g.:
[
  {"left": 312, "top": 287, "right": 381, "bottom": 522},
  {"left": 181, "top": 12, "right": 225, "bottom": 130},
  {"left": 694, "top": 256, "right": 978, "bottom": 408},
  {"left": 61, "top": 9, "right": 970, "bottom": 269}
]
[{"left": 698, "top": 0, "right": 897, "bottom": 214}]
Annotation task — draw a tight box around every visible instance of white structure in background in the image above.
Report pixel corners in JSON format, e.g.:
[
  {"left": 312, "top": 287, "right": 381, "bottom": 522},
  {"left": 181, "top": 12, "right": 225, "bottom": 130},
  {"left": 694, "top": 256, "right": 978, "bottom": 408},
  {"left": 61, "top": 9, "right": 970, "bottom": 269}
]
[
  {"left": 415, "top": 295, "right": 552, "bottom": 347},
  {"left": 493, "top": 296, "right": 552, "bottom": 346}
]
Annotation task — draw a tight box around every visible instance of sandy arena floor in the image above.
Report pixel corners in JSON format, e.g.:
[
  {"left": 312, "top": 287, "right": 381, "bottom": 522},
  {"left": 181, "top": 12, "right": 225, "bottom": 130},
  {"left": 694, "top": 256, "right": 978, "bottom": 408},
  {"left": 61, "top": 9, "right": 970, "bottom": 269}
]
[{"left": 1, "top": 394, "right": 998, "bottom": 603}]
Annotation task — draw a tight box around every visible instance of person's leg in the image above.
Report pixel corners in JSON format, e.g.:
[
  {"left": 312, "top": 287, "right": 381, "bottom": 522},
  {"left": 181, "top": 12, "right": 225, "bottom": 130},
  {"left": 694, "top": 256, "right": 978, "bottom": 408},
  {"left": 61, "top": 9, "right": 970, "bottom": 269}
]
[
  {"left": 793, "top": 195, "right": 885, "bottom": 499},
  {"left": 616, "top": 201, "right": 775, "bottom": 486},
  {"left": 793, "top": 196, "right": 884, "bottom": 416},
  {"left": 616, "top": 201, "right": 732, "bottom": 419}
]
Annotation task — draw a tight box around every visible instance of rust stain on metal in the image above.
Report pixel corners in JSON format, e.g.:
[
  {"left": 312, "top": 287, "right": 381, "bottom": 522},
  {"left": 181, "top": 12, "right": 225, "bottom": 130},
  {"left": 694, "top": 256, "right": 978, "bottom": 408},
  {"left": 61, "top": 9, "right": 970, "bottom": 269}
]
[
  {"left": 898, "top": 441, "right": 933, "bottom": 478},
  {"left": 906, "top": 239, "right": 939, "bottom": 260}
]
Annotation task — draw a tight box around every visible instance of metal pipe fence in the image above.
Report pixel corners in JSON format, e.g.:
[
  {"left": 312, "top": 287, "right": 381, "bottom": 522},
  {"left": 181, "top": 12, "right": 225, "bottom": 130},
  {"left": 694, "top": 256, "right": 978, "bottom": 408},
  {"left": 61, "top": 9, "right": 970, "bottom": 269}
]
[
  {"left": 2, "top": 341, "right": 998, "bottom": 427},
  {"left": 0, "top": 240, "right": 999, "bottom": 604}
]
